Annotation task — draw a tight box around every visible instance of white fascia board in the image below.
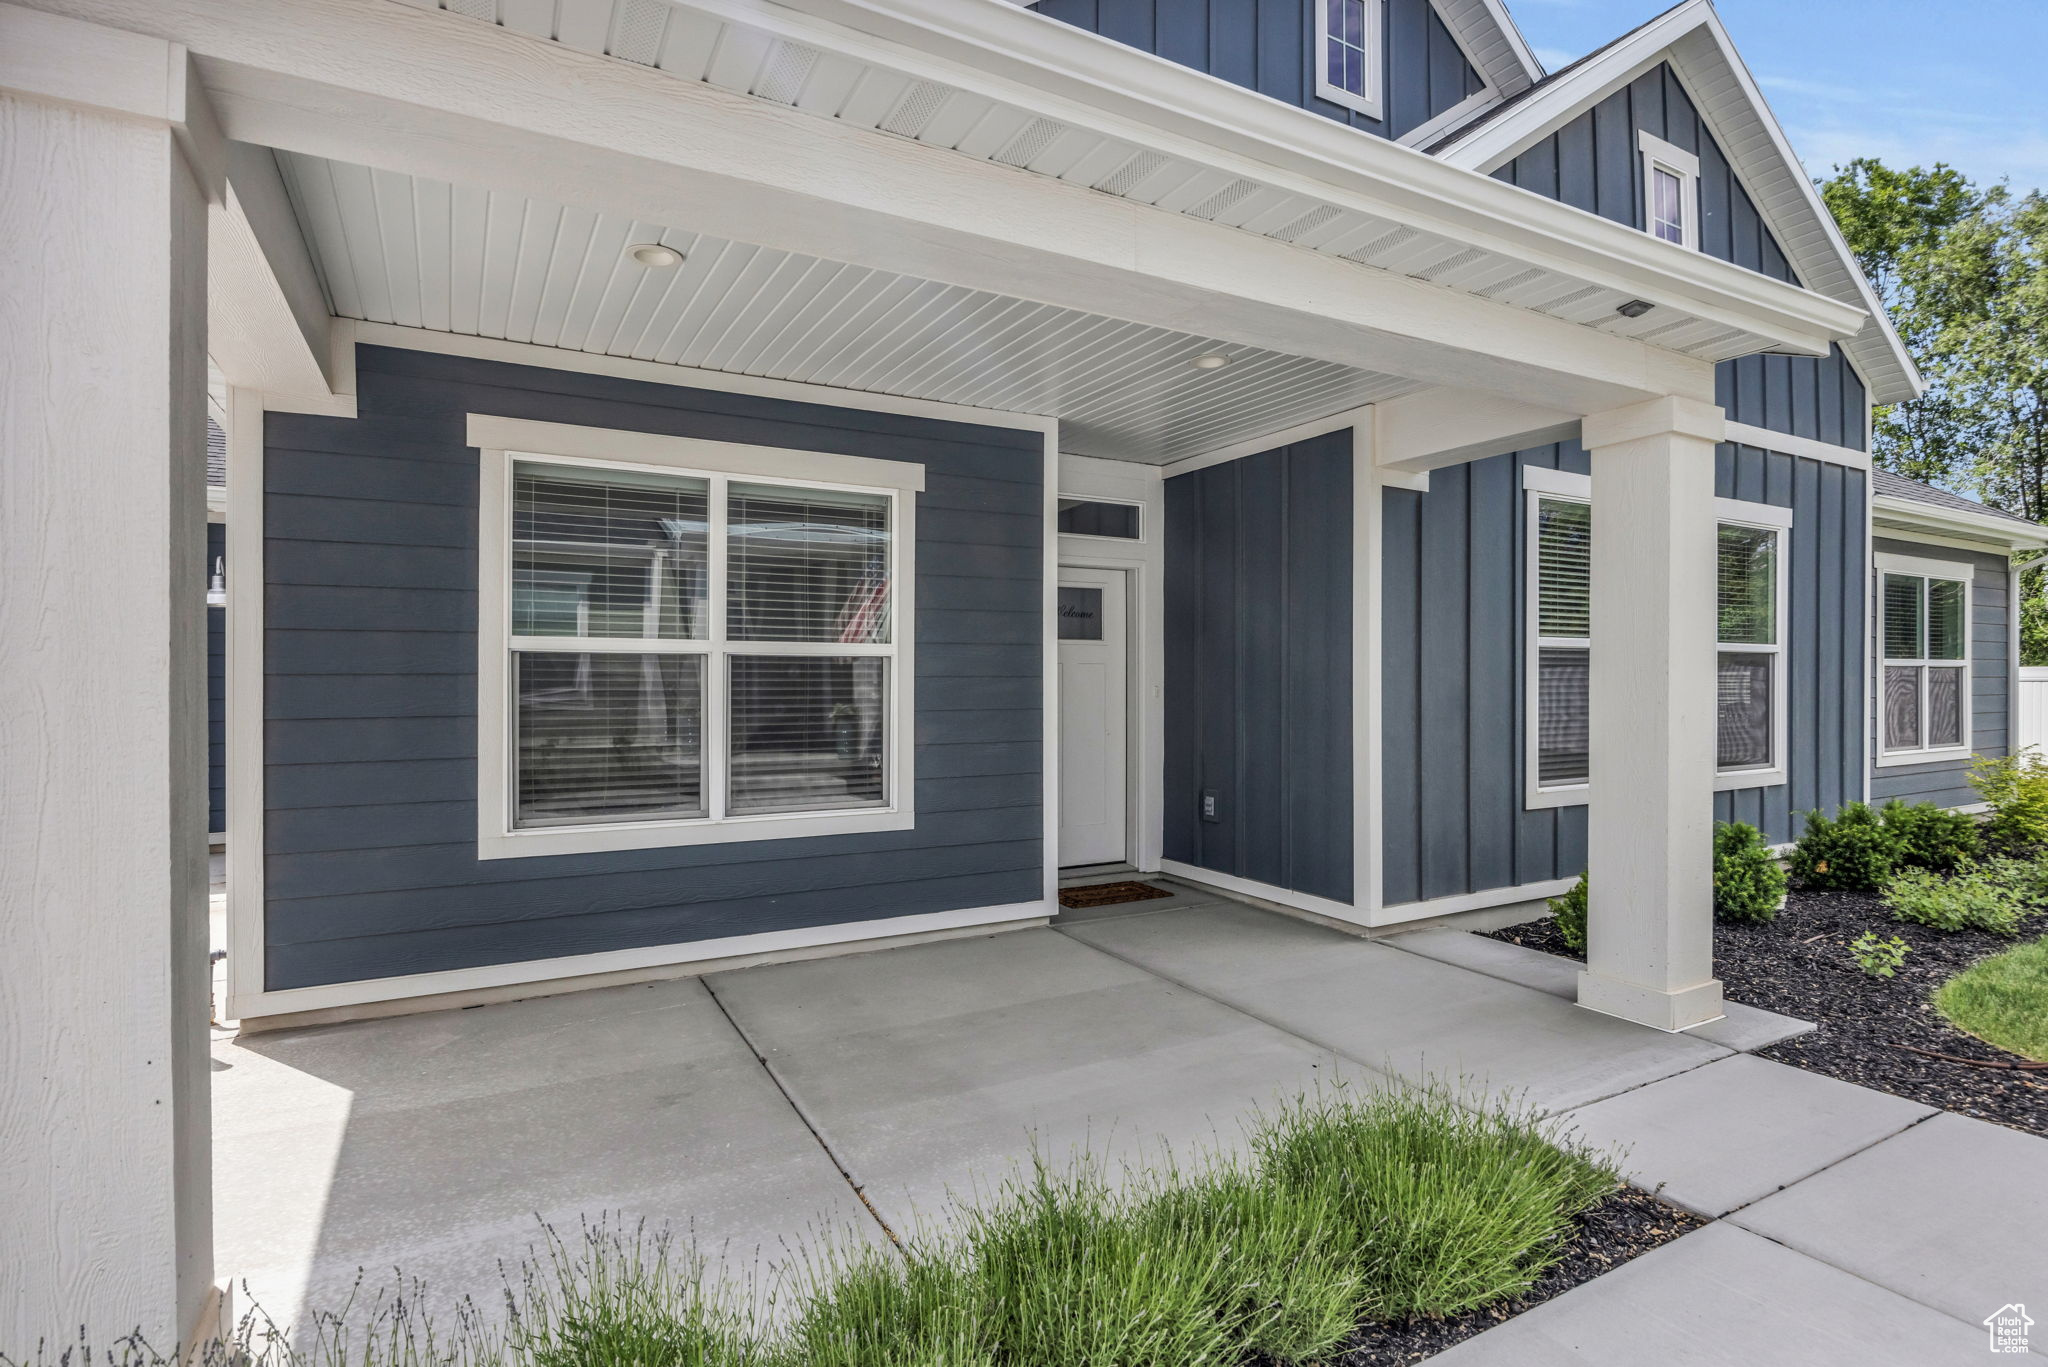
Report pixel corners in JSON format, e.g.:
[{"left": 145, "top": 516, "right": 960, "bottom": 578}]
[
  {"left": 1431, "top": 0, "right": 1921, "bottom": 404},
  {"left": 727, "top": 0, "right": 1866, "bottom": 353},
  {"left": 1432, "top": 0, "right": 1545, "bottom": 94},
  {"left": 1873, "top": 498, "right": 2048, "bottom": 551}
]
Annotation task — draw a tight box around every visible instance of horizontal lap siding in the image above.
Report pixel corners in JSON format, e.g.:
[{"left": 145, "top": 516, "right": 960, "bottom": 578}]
[
  {"left": 208, "top": 520, "right": 226, "bottom": 836},
  {"left": 1034, "top": 0, "right": 1483, "bottom": 139},
  {"left": 1870, "top": 537, "right": 2010, "bottom": 809},
  {"left": 1496, "top": 61, "right": 1868, "bottom": 452},
  {"left": 1164, "top": 431, "right": 1352, "bottom": 901},
  {"left": 262, "top": 345, "right": 1044, "bottom": 991},
  {"left": 1381, "top": 442, "right": 1865, "bottom": 904}
]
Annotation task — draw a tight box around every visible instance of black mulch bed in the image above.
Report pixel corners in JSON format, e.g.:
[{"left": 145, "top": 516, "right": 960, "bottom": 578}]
[
  {"left": 1265, "top": 1185, "right": 1703, "bottom": 1366},
  {"left": 1487, "top": 888, "right": 2048, "bottom": 1137}
]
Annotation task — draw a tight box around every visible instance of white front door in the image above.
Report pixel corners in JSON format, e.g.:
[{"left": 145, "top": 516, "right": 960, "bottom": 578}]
[{"left": 1057, "top": 567, "right": 1129, "bottom": 867}]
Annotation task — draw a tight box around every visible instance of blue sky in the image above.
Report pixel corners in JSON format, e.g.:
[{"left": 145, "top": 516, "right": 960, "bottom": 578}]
[{"left": 1506, "top": 0, "right": 2048, "bottom": 189}]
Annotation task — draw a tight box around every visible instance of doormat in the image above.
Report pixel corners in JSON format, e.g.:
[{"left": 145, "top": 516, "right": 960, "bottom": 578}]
[{"left": 1058, "top": 880, "right": 1175, "bottom": 910}]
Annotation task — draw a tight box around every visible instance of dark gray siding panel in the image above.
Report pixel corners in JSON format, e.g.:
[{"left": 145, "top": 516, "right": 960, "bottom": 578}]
[
  {"left": 208, "top": 520, "right": 226, "bottom": 836},
  {"left": 1869, "top": 537, "right": 2009, "bottom": 809},
  {"left": 1381, "top": 441, "right": 1865, "bottom": 903},
  {"left": 1163, "top": 431, "right": 1352, "bottom": 901},
  {"left": 1495, "top": 61, "right": 1868, "bottom": 451},
  {"left": 1036, "top": 0, "right": 1483, "bottom": 140},
  {"left": 262, "top": 344, "right": 1044, "bottom": 991}
]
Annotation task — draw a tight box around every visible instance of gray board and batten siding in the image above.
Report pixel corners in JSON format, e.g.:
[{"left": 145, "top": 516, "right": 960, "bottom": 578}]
[
  {"left": 1380, "top": 439, "right": 1867, "bottom": 908},
  {"left": 1869, "top": 537, "right": 2010, "bottom": 809},
  {"left": 1492, "top": 59, "right": 1868, "bottom": 449},
  {"left": 260, "top": 344, "right": 1045, "bottom": 992},
  {"left": 1164, "top": 429, "right": 1354, "bottom": 903},
  {"left": 1033, "top": 0, "right": 1485, "bottom": 141}
]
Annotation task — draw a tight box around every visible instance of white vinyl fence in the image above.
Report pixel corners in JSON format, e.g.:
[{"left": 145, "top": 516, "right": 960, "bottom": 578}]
[{"left": 2017, "top": 667, "right": 2048, "bottom": 757}]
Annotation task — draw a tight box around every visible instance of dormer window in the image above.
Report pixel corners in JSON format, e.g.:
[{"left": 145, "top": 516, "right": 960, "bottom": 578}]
[
  {"left": 1638, "top": 131, "right": 1700, "bottom": 249},
  {"left": 1316, "top": 0, "right": 1385, "bottom": 121}
]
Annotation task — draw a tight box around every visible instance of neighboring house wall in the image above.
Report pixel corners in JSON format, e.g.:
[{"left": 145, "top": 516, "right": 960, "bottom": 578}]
[
  {"left": 1381, "top": 438, "right": 1866, "bottom": 905},
  {"left": 1870, "top": 536, "right": 2010, "bottom": 808},
  {"left": 1493, "top": 61, "right": 1868, "bottom": 449},
  {"left": 1034, "top": 0, "right": 1485, "bottom": 140},
  {"left": 208, "top": 519, "right": 226, "bottom": 838},
  {"left": 259, "top": 344, "right": 1044, "bottom": 992},
  {"left": 1163, "top": 430, "right": 1353, "bottom": 902}
]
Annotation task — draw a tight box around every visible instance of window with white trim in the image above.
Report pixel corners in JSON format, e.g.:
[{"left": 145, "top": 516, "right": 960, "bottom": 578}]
[
  {"left": 1878, "top": 556, "right": 1972, "bottom": 759},
  {"left": 1716, "top": 520, "right": 1785, "bottom": 773},
  {"left": 1315, "top": 0, "right": 1384, "bottom": 120},
  {"left": 1524, "top": 469, "right": 1792, "bottom": 803},
  {"left": 473, "top": 416, "right": 920, "bottom": 858},
  {"left": 1638, "top": 130, "right": 1700, "bottom": 250}
]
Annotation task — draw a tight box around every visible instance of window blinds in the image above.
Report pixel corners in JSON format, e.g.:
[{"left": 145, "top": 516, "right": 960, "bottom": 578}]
[
  {"left": 513, "top": 464, "right": 709, "bottom": 641},
  {"left": 1717, "top": 526, "right": 1776, "bottom": 646},
  {"left": 1536, "top": 498, "right": 1591, "bottom": 640},
  {"left": 729, "top": 657, "right": 887, "bottom": 814},
  {"left": 515, "top": 652, "right": 704, "bottom": 826},
  {"left": 728, "top": 483, "right": 890, "bottom": 644}
]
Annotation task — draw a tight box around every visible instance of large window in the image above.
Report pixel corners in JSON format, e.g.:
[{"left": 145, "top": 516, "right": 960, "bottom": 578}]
[
  {"left": 1877, "top": 553, "right": 1972, "bottom": 762},
  {"left": 473, "top": 416, "right": 921, "bottom": 858},
  {"left": 1315, "top": 0, "right": 1384, "bottom": 120},
  {"left": 1524, "top": 468, "right": 1791, "bottom": 805}
]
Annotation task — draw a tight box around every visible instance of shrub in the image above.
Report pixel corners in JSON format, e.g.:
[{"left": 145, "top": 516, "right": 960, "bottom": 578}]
[
  {"left": 509, "top": 1220, "right": 764, "bottom": 1367},
  {"left": 1980, "top": 853, "right": 2048, "bottom": 908},
  {"left": 1970, "top": 749, "right": 2048, "bottom": 850},
  {"left": 1548, "top": 873, "right": 1588, "bottom": 952},
  {"left": 1712, "top": 822, "right": 1787, "bottom": 922},
  {"left": 1878, "top": 800, "right": 1981, "bottom": 873},
  {"left": 1884, "top": 865, "right": 2023, "bottom": 936},
  {"left": 1788, "top": 803, "right": 1899, "bottom": 891},
  {"left": 1849, "top": 932, "right": 1910, "bottom": 979},
  {"left": 1250, "top": 1084, "right": 1615, "bottom": 1323}
]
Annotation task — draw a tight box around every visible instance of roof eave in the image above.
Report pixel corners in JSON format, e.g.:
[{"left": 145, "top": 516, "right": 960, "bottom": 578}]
[{"left": 1874, "top": 498, "right": 2048, "bottom": 550}]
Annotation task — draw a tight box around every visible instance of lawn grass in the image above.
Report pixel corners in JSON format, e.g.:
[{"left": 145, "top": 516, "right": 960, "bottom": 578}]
[
  {"left": 1934, "top": 933, "right": 2048, "bottom": 1061},
  {"left": 6, "top": 1084, "right": 1620, "bottom": 1367}
]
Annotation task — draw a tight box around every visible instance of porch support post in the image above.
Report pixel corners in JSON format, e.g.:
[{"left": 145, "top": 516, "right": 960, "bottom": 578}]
[
  {"left": 1576, "top": 395, "right": 1727, "bottom": 1032},
  {"left": 1, "top": 6, "right": 219, "bottom": 1348}
]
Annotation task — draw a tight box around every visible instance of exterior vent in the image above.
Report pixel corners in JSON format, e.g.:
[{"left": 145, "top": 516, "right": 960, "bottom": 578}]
[
  {"left": 1536, "top": 284, "right": 1602, "bottom": 314},
  {"left": 754, "top": 41, "right": 820, "bottom": 105},
  {"left": 1271, "top": 204, "right": 1341, "bottom": 242},
  {"left": 1412, "top": 246, "right": 1489, "bottom": 281},
  {"left": 1186, "top": 179, "right": 1260, "bottom": 221},
  {"left": 1475, "top": 266, "right": 1546, "bottom": 299},
  {"left": 993, "top": 118, "right": 1066, "bottom": 169},
  {"left": 880, "top": 80, "right": 952, "bottom": 137},
  {"left": 608, "top": 0, "right": 670, "bottom": 66},
  {"left": 1093, "top": 150, "right": 1168, "bottom": 198},
  {"left": 1342, "top": 225, "right": 1418, "bottom": 263},
  {"left": 442, "top": 0, "right": 494, "bottom": 20}
]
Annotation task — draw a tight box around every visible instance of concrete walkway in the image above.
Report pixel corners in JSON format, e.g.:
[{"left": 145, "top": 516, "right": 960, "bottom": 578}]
[{"left": 214, "top": 885, "right": 2048, "bottom": 1361}]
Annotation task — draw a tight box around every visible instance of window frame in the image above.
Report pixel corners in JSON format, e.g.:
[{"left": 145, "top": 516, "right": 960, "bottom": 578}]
[
  {"left": 1711, "top": 500, "right": 1793, "bottom": 791},
  {"left": 1521, "top": 467, "right": 1795, "bottom": 808},
  {"left": 470, "top": 414, "right": 923, "bottom": 860},
  {"left": 1056, "top": 494, "right": 1146, "bottom": 543},
  {"left": 1638, "top": 130, "right": 1701, "bottom": 252},
  {"left": 1314, "top": 0, "right": 1386, "bottom": 122},
  {"left": 1874, "top": 550, "right": 1974, "bottom": 768}
]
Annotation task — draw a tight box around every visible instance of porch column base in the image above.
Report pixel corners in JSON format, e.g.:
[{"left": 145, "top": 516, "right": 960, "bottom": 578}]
[{"left": 1576, "top": 969, "right": 1724, "bottom": 1033}]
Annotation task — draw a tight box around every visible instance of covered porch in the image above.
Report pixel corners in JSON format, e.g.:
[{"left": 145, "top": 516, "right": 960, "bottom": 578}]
[
  {"left": 212, "top": 881, "right": 2025, "bottom": 1363},
  {"left": 6, "top": 0, "right": 1875, "bottom": 1349}
]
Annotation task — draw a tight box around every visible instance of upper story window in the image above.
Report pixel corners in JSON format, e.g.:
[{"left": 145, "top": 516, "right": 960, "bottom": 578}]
[
  {"left": 1877, "top": 552, "right": 1973, "bottom": 764},
  {"left": 1316, "top": 0, "right": 1385, "bottom": 121},
  {"left": 1638, "top": 131, "right": 1700, "bottom": 250},
  {"left": 469, "top": 414, "right": 922, "bottom": 859}
]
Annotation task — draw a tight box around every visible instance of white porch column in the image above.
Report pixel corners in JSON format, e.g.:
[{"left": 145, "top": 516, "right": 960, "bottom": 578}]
[
  {"left": 1, "top": 7, "right": 219, "bottom": 1348},
  {"left": 1577, "top": 395, "right": 1726, "bottom": 1032}
]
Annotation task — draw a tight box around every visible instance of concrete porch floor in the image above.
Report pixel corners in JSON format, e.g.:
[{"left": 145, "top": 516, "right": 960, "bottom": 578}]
[{"left": 213, "top": 884, "right": 2047, "bottom": 1362}]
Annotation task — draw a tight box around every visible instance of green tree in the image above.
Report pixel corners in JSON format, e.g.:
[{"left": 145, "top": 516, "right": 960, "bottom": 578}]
[{"left": 1821, "top": 160, "right": 2048, "bottom": 661}]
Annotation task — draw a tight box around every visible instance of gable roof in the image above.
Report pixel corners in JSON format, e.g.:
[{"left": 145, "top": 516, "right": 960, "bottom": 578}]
[
  {"left": 1431, "top": 0, "right": 1545, "bottom": 99},
  {"left": 1427, "top": 0, "right": 1922, "bottom": 406}
]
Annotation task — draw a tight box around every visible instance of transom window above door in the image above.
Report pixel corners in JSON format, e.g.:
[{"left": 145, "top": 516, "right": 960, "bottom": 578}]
[{"left": 470, "top": 414, "right": 923, "bottom": 858}]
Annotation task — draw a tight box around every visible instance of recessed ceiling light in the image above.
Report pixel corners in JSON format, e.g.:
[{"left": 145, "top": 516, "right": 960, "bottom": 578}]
[
  {"left": 1615, "top": 298, "right": 1654, "bottom": 319},
  {"left": 1190, "top": 353, "right": 1232, "bottom": 370},
  {"left": 628, "top": 243, "right": 684, "bottom": 268}
]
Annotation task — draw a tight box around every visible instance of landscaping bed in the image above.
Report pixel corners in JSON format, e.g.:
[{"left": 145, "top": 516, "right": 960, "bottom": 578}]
[{"left": 1488, "top": 888, "right": 2048, "bottom": 1137}]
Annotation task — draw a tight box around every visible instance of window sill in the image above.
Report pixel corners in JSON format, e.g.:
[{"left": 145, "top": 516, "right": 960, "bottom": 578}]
[
  {"left": 1874, "top": 747, "right": 1975, "bottom": 770},
  {"left": 477, "top": 806, "right": 915, "bottom": 860},
  {"left": 1525, "top": 784, "right": 1588, "bottom": 811},
  {"left": 1713, "top": 767, "right": 1786, "bottom": 792}
]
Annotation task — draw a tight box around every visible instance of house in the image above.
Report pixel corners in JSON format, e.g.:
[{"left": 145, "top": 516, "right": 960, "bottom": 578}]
[{"left": 5, "top": 0, "right": 2044, "bottom": 1349}]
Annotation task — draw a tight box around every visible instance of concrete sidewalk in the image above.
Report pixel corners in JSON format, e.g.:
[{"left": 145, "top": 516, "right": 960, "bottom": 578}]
[{"left": 214, "top": 887, "right": 2048, "bottom": 1361}]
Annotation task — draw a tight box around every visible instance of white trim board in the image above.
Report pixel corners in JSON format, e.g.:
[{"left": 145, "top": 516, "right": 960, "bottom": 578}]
[
  {"left": 1158, "top": 860, "right": 1366, "bottom": 927},
  {"left": 1722, "top": 422, "right": 1871, "bottom": 471},
  {"left": 1376, "top": 875, "right": 1578, "bottom": 926}
]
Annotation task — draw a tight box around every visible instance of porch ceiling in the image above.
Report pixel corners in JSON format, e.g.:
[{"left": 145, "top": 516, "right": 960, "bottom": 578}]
[{"left": 275, "top": 149, "right": 1422, "bottom": 463}]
